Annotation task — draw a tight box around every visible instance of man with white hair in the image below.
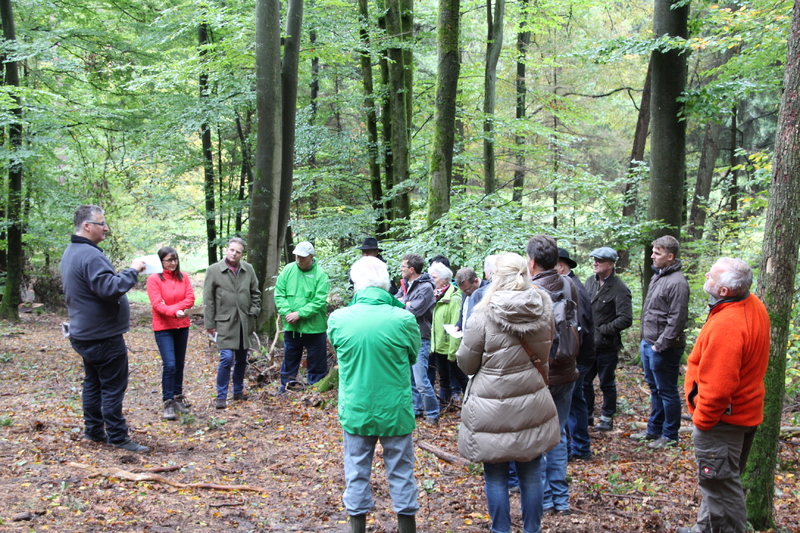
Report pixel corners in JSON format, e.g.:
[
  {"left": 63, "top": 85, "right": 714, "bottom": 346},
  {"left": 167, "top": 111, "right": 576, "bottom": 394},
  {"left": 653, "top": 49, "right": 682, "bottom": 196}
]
[
  {"left": 678, "top": 258, "right": 770, "bottom": 533},
  {"left": 328, "top": 257, "right": 421, "bottom": 533}
]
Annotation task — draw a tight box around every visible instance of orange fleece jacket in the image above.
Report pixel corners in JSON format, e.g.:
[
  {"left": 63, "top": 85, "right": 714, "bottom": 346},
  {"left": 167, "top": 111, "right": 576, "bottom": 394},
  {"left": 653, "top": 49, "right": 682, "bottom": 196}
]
[{"left": 685, "top": 293, "right": 770, "bottom": 431}]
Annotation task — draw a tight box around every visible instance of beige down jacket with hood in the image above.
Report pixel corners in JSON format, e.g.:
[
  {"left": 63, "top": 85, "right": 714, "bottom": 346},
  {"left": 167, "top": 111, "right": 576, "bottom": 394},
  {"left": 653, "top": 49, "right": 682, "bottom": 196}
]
[{"left": 456, "top": 286, "right": 560, "bottom": 464}]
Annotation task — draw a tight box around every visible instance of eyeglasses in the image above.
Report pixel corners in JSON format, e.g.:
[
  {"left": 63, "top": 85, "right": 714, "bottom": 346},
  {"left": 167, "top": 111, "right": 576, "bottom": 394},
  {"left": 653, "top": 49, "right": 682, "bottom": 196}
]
[
  {"left": 86, "top": 221, "right": 108, "bottom": 227},
  {"left": 162, "top": 258, "right": 178, "bottom": 263}
]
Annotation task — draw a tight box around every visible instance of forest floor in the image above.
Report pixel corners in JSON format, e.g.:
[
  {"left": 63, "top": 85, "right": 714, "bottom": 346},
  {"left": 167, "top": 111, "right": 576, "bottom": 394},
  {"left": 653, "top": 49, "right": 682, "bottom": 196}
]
[{"left": 1, "top": 306, "right": 799, "bottom": 533}]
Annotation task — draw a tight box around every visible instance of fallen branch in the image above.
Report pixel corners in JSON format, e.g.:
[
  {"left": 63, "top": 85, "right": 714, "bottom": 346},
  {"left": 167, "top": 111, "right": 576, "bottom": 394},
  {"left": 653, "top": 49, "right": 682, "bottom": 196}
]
[
  {"left": 417, "top": 441, "right": 470, "bottom": 467},
  {"left": 133, "top": 465, "right": 182, "bottom": 474},
  {"left": 69, "top": 462, "right": 268, "bottom": 492},
  {"left": 208, "top": 501, "right": 246, "bottom": 508}
]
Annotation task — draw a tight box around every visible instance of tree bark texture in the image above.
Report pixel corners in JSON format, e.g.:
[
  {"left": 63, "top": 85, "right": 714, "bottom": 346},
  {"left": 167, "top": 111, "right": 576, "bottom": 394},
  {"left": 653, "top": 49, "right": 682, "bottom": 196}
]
[
  {"left": 199, "top": 23, "right": 218, "bottom": 266},
  {"left": 513, "top": 0, "right": 530, "bottom": 204},
  {"left": 0, "top": 0, "right": 22, "bottom": 320},
  {"left": 746, "top": 6, "right": 800, "bottom": 529},
  {"left": 357, "top": 0, "right": 386, "bottom": 234},
  {"left": 426, "top": 0, "right": 460, "bottom": 226},
  {"left": 687, "top": 120, "right": 723, "bottom": 241},
  {"left": 249, "top": 0, "right": 283, "bottom": 332},
  {"left": 385, "top": 0, "right": 411, "bottom": 220},
  {"left": 644, "top": 0, "right": 689, "bottom": 293},
  {"left": 278, "top": 0, "right": 304, "bottom": 240},
  {"left": 483, "top": 0, "right": 505, "bottom": 194},
  {"left": 616, "top": 61, "right": 651, "bottom": 272}
]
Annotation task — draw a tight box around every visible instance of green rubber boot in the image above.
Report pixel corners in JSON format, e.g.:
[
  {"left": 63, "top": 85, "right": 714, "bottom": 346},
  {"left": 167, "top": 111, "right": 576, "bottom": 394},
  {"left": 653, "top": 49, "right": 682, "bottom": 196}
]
[
  {"left": 397, "top": 514, "right": 416, "bottom": 533},
  {"left": 349, "top": 514, "right": 366, "bottom": 533}
]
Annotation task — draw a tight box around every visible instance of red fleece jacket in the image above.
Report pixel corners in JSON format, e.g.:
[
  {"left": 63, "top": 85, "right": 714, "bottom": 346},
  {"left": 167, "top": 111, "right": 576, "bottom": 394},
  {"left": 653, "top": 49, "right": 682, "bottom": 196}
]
[
  {"left": 146, "top": 270, "right": 195, "bottom": 331},
  {"left": 685, "top": 293, "right": 770, "bottom": 431}
]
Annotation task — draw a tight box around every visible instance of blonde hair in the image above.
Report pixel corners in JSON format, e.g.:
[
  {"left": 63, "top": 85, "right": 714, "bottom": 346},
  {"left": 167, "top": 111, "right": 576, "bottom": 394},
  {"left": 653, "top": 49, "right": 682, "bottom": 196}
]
[{"left": 474, "top": 253, "right": 529, "bottom": 310}]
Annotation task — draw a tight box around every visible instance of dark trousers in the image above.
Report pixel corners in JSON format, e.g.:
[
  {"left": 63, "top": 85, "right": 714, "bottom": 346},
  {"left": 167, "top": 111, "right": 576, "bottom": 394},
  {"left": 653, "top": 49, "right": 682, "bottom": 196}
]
[
  {"left": 154, "top": 327, "right": 189, "bottom": 401},
  {"left": 431, "top": 352, "right": 469, "bottom": 402},
  {"left": 281, "top": 331, "right": 328, "bottom": 386},
  {"left": 70, "top": 334, "right": 129, "bottom": 444},
  {"left": 567, "top": 363, "right": 592, "bottom": 456},
  {"left": 584, "top": 350, "right": 619, "bottom": 419}
]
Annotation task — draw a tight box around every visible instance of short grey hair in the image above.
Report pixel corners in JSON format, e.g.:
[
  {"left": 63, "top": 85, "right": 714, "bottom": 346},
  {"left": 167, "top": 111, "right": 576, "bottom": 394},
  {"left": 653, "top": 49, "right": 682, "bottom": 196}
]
[
  {"left": 74, "top": 205, "right": 104, "bottom": 231},
  {"left": 351, "top": 256, "right": 391, "bottom": 292},
  {"left": 227, "top": 237, "right": 247, "bottom": 251},
  {"left": 716, "top": 257, "right": 753, "bottom": 297},
  {"left": 483, "top": 254, "right": 498, "bottom": 279},
  {"left": 428, "top": 262, "right": 453, "bottom": 282},
  {"left": 455, "top": 267, "right": 478, "bottom": 286}
]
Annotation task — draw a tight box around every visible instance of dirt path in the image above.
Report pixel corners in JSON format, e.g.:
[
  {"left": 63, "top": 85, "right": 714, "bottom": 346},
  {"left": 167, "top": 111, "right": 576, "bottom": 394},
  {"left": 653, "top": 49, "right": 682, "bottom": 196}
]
[{"left": 0, "top": 310, "right": 798, "bottom": 532}]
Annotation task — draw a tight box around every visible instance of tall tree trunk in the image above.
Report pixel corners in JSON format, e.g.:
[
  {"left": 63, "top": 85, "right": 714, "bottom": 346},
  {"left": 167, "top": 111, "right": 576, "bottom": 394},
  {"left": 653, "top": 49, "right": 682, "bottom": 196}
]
[
  {"left": 0, "top": 0, "right": 22, "bottom": 321},
  {"left": 376, "top": 2, "right": 395, "bottom": 225},
  {"left": 616, "top": 61, "right": 652, "bottom": 271},
  {"left": 483, "top": 0, "right": 505, "bottom": 194},
  {"left": 513, "top": 0, "right": 530, "bottom": 204},
  {"left": 426, "top": 0, "right": 460, "bottom": 225},
  {"left": 234, "top": 112, "right": 253, "bottom": 233},
  {"left": 278, "top": 0, "right": 304, "bottom": 240},
  {"left": 727, "top": 105, "right": 740, "bottom": 225},
  {"left": 357, "top": 0, "right": 386, "bottom": 234},
  {"left": 746, "top": 6, "right": 800, "bottom": 528},
  {"left": 385, "top": 0, "right": 411, "bottom": 219},
  {"left": 644, "top": 0, "right": 689, "bottom": 294},
  {"left": 248, "top": 0, "right": 283, "bottom": 331},
  {"left": 687, "top": 120, "right": 723, "bottom": 240},
  {"left": 199, "top": 23, "right": 218, "bottom": 265}
]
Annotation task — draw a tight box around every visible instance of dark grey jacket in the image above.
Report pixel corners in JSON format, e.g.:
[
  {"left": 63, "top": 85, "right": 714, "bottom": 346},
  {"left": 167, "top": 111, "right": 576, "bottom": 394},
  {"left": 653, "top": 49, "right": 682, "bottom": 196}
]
[
  {"left": 584, "top": 271, "right": 633, "bottom": 352},
  {"left": 641, "top": 259, "right": 690, "bottom": 352},
  {"left": 60, "top": 236, "right": 139, "bottom": 341},
  {"left": 568, "top": 271, "right": 596, "bottom": 368},
  {"left": 531, "top": 269, "right": 580, "bottom": 386},
  {"left": 396, "top": 273, "right": 435, "bottom": 339}
]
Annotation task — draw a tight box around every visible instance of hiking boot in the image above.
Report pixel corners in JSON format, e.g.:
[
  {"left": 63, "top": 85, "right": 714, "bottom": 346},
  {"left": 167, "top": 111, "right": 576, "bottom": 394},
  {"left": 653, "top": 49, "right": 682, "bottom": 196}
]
[
  {"left": 215, "top": 397, "right": 227, "bottom": 409},
  {"left": 233, "top": 392, "right": 249, "bottom": 401},
  {"left": 82, "top": 434, "right": 107, "bottom": 445},
  {"left": 397, "top": 513, "right": 416, "bottom": 533},
  {"left": 630, "top": 431, "right": 658, "bottom": 442},
  {"left": 349, "top": 514, "right": 366, "bottom": 533},
  {"left": 423, "top": 417, "right": 439, "bottom": 426},
  {"left": 162, "top": 399, "right": 177, "bottom": 420},
  {"left": 648, "top": 436, "right": 679, "bottom": 449},
  {"left": 173, "top": 395, "right": 190, "bottom": 414},
  {"left": 286, "top": 380, "right": 305, "bottom": 391},
  {"left": 568, "top": 452, "right": 592, "bottom": 462},
  {"left": 112, "top": 439, "right": 148, "bottom": 453},
  {"left": 594, "top": 418, "right": 613, "bottom": 431}
]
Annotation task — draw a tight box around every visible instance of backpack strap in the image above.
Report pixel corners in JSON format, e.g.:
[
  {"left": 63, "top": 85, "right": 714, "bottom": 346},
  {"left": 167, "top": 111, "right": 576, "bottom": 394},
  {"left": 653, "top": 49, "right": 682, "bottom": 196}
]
[{"left": 518, "top": 335, "right": 549, "bottom": 386}]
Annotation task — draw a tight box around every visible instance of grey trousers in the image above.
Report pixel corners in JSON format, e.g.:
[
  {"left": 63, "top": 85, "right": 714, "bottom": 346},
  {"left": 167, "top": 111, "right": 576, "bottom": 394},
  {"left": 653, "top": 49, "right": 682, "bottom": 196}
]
[{"left": 689, "top": 422, "right": 757, "bottom": 533}]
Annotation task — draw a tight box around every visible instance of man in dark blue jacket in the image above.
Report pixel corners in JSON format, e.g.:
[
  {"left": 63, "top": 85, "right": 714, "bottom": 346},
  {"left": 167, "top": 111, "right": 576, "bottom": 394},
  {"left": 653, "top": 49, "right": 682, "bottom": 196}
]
[{"left": 61, "top": 205, "right": 147, "bottom": 453}]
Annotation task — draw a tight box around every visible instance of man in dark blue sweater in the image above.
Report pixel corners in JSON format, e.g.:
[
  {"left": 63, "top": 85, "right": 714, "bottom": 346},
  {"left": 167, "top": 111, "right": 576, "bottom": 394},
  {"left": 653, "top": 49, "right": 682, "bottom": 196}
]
[{"left": 61, "top": 205, "right": 147, "bottom": 452}]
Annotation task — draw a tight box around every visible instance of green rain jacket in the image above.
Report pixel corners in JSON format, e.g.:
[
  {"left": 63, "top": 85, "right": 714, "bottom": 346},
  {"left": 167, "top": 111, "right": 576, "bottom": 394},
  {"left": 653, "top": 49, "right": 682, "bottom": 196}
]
[
  {"left": 431, "top": 284, "right": 462, "bottom": 361},
  {"left": 274, "top": 259, "right": 330, "bottom": 334},
  {"left": 328, "top": 287, "right": 421, "bottom": 436}
]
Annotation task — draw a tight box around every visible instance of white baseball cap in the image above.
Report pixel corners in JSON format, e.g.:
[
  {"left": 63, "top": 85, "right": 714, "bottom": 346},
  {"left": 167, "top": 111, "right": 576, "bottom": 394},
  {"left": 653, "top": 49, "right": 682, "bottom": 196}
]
[{"left": 294, "top": 241, "right": 315, "bottom": 257}]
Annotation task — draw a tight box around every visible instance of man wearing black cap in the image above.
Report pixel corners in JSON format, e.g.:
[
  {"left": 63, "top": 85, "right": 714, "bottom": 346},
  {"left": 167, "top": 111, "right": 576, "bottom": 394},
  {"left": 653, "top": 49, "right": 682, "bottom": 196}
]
[
  {"left": 557, "top": 248, "right": 596, "bottom": 460},
  {"left": 584, "top": 247, "right": 632, "bottom": 432}
]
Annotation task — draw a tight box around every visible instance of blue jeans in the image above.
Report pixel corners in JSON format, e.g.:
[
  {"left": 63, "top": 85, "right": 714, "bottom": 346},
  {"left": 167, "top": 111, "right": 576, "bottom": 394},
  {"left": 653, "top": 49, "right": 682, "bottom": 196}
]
[
  {"left": 342, "top": 431, "right": 419, "bottom": 516},
  {"left": 70, "top": 335, "right": 129, "bottom": 444},
  {"left": 567, "top": 363, "right": 592, "bottom": 457},
  {"left": 280, "top": 331, "right": 328, "bottom": 387},
  {"left": 217, "top": 349, "right": 248, "bottom": 399},
  {"left": 154, "top": 328, "right": 189, "bottom": 401},
  {"left": 542, "top": 381, "right": 575, "bottom": 511},
  {"left": 584, "top": 350, "right": 619, "bottom": 418},
  {"left": 411, "top": 339, "right": 439, "bottom": 419},
  {"left": 484, "top": 458, "right": 543, "bottom": 533},
  {"left": 640, "top": 340, "right": 683, "bottom": 440}
]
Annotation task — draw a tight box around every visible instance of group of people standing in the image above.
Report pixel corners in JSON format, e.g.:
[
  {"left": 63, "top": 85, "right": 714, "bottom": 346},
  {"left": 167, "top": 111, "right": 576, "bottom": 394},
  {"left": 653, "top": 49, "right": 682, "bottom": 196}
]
[{"left": 60, "top": 204, "right": 771, "bottom": 533}]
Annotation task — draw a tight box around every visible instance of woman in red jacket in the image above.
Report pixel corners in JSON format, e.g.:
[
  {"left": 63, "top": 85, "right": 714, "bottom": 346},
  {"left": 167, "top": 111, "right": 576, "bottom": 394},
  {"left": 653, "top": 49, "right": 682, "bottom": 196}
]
[{"left": 147, "top": 247, "right": 195, "bottom": 420}]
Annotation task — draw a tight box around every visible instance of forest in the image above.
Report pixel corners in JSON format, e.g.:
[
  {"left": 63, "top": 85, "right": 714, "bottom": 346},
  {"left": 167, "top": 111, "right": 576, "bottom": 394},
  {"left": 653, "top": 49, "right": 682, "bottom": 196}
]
[{"left": 0, "top": 0, "right": 799, "bottom": 529}]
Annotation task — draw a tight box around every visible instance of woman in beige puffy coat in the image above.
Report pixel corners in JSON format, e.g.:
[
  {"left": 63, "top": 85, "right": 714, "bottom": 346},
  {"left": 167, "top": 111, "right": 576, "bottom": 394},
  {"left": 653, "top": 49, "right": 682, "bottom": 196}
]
[{"left": 457, "top": 252, "right": 559, "bottom": 533}]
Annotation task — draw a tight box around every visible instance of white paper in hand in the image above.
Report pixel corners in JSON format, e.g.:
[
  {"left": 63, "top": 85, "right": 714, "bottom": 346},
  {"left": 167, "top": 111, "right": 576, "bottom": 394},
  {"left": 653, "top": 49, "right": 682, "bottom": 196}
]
[
  {"left": 136, "top": 254, "right": 164, "bottom": 275},
  {"left": 443, "top": 324, "right": 463, "bottom": 339}
]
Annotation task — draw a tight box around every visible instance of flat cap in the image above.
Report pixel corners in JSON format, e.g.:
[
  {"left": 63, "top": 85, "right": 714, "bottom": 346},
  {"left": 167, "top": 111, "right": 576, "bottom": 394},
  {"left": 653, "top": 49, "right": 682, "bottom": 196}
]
[{"left": 589, "top": 246, "right": 618, "bottom": 262}]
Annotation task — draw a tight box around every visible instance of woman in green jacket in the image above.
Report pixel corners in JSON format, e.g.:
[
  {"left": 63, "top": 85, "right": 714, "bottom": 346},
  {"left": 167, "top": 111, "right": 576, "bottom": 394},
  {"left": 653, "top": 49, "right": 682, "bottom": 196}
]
[{"left": 428, "top": 262, "right": 468, "bottom": 405}]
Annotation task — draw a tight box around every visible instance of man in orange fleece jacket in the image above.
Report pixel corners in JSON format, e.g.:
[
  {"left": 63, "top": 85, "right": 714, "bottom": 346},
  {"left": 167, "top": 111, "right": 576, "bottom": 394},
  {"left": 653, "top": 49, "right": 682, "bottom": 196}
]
[{"left": 678, "top": 258, "right": 770, "bottom": 533}]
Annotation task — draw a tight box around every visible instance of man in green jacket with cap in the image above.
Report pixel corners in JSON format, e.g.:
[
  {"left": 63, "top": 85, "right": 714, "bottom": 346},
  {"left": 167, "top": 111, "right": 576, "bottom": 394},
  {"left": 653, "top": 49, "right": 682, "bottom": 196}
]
[{"left": 328, "top": 256, "right": 421, "bottom": 533}]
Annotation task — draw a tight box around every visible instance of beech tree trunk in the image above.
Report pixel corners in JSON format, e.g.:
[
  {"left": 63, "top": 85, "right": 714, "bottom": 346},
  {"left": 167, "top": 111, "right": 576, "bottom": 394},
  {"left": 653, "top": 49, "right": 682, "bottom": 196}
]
[
  {"left": 249, "top": 0, "right": 283, "bottom": 331},
  {"left": 512, "top": 0, "right": 530, "bottom": 204},
  {"left": 0, "top": 0, "right": 22, "bottom": 320},
  {"left": 483, "top": 0, "right": 504, "bottom": 194},
  {"left": 199, "top": 23, "right": 218, "bottom": 265},
  {"left": 426, "top": 0, "right": 460, "bottom": 225},
  {"left": 644, "top": 0, "right": 689, "bottom": 292},
  {"left": 745, "top": 6, "right": 800, "bottom": 528},
  {"left": 385, "top": 0, "right": 411, "bottom": 220},
  {"left": 687, "top": 120, "right": 723, "bottom": 241}
]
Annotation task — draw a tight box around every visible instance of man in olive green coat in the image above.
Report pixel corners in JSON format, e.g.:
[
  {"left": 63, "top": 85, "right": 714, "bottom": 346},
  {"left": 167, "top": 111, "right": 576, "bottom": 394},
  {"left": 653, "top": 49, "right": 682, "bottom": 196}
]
[
  {"left": 328, "top": 256, "right": 421, "bottom": 533},
  {"left": 204, "top": 237, "right": 261, "bottom": 409}
]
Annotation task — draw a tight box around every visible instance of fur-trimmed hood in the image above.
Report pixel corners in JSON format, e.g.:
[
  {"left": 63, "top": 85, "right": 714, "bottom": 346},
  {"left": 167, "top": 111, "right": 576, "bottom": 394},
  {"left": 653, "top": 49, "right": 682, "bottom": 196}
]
[{"left": 482, "top": 287, "right": 553, "bottom": 336}]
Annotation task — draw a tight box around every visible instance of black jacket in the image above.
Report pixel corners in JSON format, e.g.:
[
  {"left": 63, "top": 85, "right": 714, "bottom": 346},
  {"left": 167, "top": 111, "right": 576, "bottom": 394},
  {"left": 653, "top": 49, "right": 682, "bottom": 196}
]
[
  {"left": 531, "top": 269, "right": 580, "bottom": 386},
  {"left": 396, "top": 273, "right": 435, "bottom": 339},
  {"left": 568, "top": 271, "right": 596, "bottom": 367},
  {"left": 584, "top": 271, "right": 633, "bottom": 352}
]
